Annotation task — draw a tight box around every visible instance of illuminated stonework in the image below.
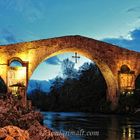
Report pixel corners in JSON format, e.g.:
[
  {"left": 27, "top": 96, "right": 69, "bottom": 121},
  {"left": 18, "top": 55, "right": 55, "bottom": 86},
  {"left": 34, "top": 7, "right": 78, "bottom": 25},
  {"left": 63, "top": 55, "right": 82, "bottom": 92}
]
[
  {"left": 8, "top": 67, "right": 26, "bottom": 88},
  {"left": 0, "top": 35, "right": 140, "bottom": 109}
]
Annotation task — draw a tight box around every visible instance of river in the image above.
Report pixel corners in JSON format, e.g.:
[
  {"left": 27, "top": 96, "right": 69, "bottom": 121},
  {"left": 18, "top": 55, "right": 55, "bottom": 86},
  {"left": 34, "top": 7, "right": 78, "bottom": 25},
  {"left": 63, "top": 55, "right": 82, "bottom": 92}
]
[{"left": 41, "top": 112, "right": 140, "bottom": 140}]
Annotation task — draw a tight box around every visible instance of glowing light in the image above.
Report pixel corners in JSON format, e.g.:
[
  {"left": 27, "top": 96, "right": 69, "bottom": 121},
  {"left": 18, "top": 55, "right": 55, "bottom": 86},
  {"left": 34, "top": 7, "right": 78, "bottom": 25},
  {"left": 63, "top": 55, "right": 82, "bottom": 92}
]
[
  {"left": 8, "top": 66, "right": 27, "bottom": 94},
  {"left": 122, "top": 126, "right": 135, "bottom": 140},
  {"left": 16, "top": 67, "right": 26, "bottom": 81},
  {"left": 12, "top": 86, "right": 18, "bottom": 95},
  {"left": 119, "top": 73, "right": 134, "bottom": 90}
]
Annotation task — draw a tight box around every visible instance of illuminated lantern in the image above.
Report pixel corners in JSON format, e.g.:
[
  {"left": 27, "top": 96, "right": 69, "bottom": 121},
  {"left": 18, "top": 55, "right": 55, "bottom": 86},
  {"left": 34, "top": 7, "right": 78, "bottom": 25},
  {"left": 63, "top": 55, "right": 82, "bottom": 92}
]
[
  {"left": 9, "top": 82, "right": 25, "bottom": 95},
  {"left": 118, "top": 65, "right": 135, "bottom": 94}
]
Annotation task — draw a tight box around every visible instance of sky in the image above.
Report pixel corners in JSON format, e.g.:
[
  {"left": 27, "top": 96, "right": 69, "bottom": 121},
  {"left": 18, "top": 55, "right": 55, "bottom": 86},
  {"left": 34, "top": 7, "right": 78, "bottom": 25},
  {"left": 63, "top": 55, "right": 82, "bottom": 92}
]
[
  {"left": 31, "top": 53, "right": 92, "bottom": 80},
  {"left": 1, "top": 0, "right": 140, "bottom": 80}
]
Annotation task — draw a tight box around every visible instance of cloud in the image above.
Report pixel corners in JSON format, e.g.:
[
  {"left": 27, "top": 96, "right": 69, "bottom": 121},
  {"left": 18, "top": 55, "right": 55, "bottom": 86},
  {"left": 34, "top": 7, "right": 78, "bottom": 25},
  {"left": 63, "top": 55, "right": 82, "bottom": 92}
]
[
  {"left": 127, "top": 6, "right": 140, "bottom": 13},
  {"left": 103, "top": 28, "right": 140, "bottom": 52},
  {"left": 3, "top": 0, "right": 45, "bottom": 22},
  {"left": 45, "top": 56, "right": 61, "bottom": 65},
  {"left": 0, "top": 28, "right": 18, "bottom": 44}
]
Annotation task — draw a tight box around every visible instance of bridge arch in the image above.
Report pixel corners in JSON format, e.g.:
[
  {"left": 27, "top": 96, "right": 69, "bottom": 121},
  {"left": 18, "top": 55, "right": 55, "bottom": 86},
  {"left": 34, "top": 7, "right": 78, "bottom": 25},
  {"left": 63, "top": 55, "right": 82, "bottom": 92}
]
[
  {"left": 29, "top": 48, "right": 118, "bottom": 108},
  {"left": 1, "top": 35, "right": 131, "bottom": 109},
  {"left": 8, "top": 57, "right": 24, "bottom": 66}
]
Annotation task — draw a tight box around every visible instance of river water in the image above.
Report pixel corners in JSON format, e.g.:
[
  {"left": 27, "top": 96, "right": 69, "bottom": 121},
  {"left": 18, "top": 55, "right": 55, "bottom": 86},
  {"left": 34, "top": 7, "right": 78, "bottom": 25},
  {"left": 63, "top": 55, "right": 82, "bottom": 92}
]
[{"left": 42, "top": 112, "right": 140, "bottom": 140}]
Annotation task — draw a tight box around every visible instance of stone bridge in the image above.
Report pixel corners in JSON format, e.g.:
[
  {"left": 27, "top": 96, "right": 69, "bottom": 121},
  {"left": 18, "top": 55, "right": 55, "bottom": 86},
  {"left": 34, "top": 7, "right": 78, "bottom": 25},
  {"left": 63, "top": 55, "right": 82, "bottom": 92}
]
[{"left": 0, "top": 35, "right": 140, "bottom": 108}]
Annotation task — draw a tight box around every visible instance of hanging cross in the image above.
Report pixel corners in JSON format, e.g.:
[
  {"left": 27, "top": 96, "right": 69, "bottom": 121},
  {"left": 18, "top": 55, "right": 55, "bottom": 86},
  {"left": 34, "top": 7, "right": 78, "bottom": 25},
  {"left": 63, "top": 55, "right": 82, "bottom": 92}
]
[{"left": 72, "top": 52, "right": 80, "bottom": 63}]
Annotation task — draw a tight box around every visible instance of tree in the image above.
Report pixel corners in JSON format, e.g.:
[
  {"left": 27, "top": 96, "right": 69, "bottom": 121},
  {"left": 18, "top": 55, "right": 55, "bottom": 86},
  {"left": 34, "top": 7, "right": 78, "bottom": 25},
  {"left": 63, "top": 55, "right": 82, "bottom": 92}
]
[
  {"left": 61, "top": 58, "right": 78, "bottom": 79},
  {"left": 29, "top": 61, "right": 108, "bottom": 113},
  {"left": 0, "top": 77, "right": 7, "bottom": 94},
  {"left": 79, "top": 62, "right": 98, "bottom": 75},
  {"left": 50, "top": 76, "right": 63, "bottom": 91}
]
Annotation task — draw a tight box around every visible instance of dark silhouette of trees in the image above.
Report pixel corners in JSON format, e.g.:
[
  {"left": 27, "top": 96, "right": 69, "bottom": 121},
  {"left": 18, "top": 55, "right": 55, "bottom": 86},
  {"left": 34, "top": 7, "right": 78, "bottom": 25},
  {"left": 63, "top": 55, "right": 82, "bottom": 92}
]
[
  {"left": 61, "top": 58, "right": 78, "bottom": 79},
  {"left": 0, "top": 77, "right": 7, "bottom": 94},
  {"left": 28, "top": 59, "right": 108, "bottom": 112}
]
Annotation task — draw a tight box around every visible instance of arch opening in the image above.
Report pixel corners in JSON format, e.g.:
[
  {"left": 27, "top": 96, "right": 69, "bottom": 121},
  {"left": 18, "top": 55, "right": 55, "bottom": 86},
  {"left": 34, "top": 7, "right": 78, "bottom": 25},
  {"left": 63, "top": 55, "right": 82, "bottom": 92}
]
[
  {"left": 10, "top": 60, "right": 23, "bottom": 67},
  {"left": 8, "top": 58, "right": 27, "bottom": 88},
  {"left": 0, "top": 76, "right": 7, "bottom": 95},
  {"left": 29, "top": 49, "right": 118, "bottom": 95},
  {"left": 28, "top": 50, "right": 118, "bottom": 111},
  {"left": 8, "top": 57, "right": 24, "bottom": 67}
]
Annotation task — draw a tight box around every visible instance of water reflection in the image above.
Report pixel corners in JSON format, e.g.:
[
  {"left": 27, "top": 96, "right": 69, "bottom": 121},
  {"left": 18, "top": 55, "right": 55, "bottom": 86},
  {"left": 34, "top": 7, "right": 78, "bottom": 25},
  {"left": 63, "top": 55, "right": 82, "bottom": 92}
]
[
  {"left": 122, "top": 125, "right": 135, "bottom": 140},
  {"left": 42, "top": 112, "right": 140, "bottom": 140}
]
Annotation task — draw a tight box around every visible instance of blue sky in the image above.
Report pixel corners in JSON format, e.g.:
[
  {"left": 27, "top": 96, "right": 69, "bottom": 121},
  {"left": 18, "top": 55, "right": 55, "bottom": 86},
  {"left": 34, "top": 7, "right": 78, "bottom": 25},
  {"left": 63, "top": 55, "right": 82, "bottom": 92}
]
[
  {"left": 31, "top": 53, "right": 92, "bottom": 80},
  {"left": 0, "top": 0, "right": 140, "bottom": 80}
]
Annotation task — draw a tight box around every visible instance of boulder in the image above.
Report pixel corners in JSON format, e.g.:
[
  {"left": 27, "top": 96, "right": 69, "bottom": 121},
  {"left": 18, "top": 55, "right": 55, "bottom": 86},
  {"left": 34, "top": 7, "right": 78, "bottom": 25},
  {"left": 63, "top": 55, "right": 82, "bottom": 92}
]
[
  {"left": 0, "top": 94, "right": 67, "bottom": 140},
  {"left": 0, "top": 125, "right": 29, "bottom": 140},
  {"left": 0, "top": 95, "right": 43, "bottom": 129},
  {"left": 18, "top": 111, "right": 43, "bottom": 129}
]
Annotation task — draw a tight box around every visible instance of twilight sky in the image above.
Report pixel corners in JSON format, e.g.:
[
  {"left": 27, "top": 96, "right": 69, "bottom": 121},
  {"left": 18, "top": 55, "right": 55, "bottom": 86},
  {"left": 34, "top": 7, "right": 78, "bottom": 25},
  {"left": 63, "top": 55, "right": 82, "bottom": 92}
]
[{"left": 0, "top": 0, "right": 140, "bottom": 80}]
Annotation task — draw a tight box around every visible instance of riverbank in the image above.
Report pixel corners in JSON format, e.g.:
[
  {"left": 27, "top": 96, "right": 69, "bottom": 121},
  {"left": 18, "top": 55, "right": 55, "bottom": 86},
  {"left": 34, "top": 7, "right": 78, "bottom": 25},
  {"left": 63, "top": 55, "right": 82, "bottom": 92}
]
[{"left": 0, "top": 94, "right": 67, "bottom": 140}]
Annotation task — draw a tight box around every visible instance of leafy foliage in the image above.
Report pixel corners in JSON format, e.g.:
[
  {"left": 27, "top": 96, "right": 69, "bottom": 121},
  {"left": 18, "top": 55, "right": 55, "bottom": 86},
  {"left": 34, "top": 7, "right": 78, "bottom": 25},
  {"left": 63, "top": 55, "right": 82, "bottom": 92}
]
[
  {"left": 61, "top": 58, "right": 78, "bottom": 79},
  {"left": 117, "top": 92, "right": 140, "bottom": 113},
  {"left": 28, "top": 60, "right": 108, "bottom": 113}
]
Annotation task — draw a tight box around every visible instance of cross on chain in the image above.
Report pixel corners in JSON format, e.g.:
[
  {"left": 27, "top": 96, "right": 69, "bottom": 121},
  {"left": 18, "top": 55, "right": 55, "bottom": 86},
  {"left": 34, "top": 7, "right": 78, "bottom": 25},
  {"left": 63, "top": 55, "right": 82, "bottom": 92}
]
[{"left": 72, "top": 52, "right": 80, "bottom": 63}]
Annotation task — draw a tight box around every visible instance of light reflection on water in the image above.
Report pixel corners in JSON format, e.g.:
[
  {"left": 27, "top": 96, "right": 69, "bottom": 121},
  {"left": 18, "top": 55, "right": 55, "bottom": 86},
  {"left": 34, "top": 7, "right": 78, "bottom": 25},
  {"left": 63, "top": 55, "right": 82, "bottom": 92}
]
[
  {"left": 42, "top": 112, "right": 140, "bottom": 140},
  {"left": 122, "top": 125, "right": 135, "bottom": 140}
]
